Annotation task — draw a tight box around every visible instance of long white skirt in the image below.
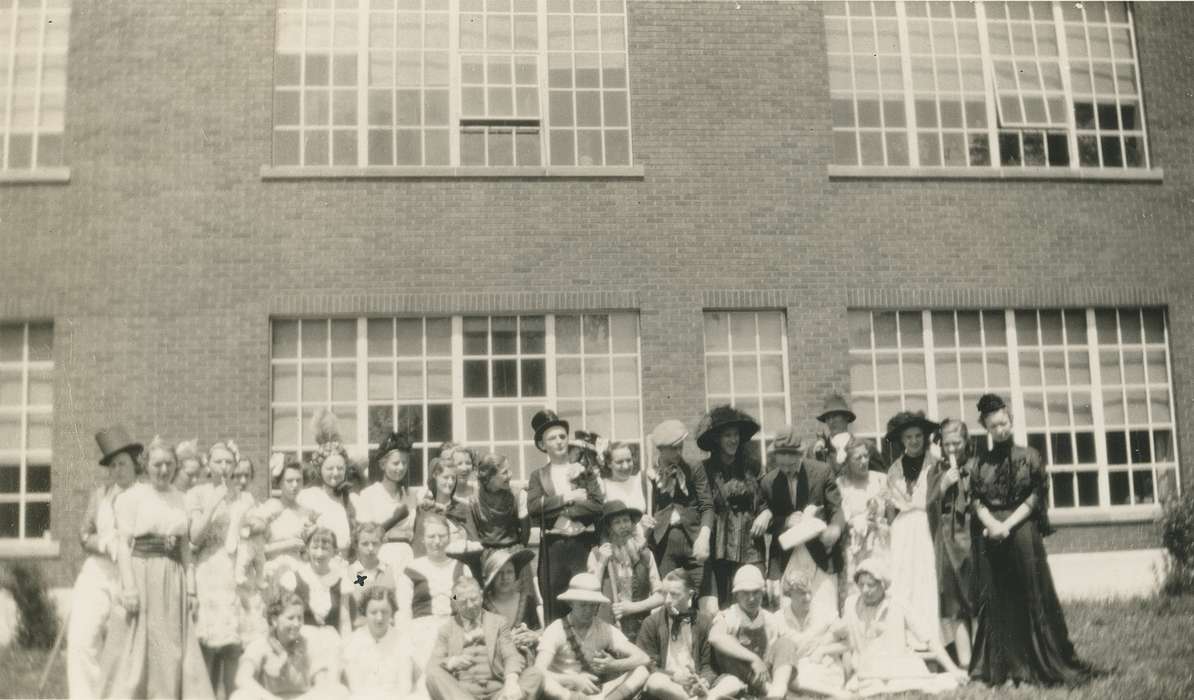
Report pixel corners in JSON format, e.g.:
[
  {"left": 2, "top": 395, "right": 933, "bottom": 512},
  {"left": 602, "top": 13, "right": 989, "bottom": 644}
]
[
  {"left": 67, "top": 555, "right": 118, "bottom": 700},
  {"left": 887, "top": 508, "right": 941, "bottom": 649}
]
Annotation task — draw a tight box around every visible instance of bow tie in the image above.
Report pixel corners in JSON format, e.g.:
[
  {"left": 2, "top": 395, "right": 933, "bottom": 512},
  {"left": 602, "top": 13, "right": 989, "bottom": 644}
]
[{"left": 669, "top": 610, "right": 696, "bottom": 639}]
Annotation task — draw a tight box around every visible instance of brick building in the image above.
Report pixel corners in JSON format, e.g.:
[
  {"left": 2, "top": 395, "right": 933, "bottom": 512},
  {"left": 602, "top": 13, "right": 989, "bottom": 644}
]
[{"left": 1, "top": 0, "right": 1190, "bottom": 594}]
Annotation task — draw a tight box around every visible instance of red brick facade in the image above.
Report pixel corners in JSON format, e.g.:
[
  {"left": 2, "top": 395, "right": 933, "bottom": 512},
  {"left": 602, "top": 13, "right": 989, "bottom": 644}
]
[{"left": 2, "top": 1, "right": 1191, "bottom": 583}]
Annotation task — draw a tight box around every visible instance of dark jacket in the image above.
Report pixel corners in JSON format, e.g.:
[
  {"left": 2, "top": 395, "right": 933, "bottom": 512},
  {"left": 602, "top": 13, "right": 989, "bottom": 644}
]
[
  {"left": 428, "top": 610, "right": 524, "bottom": 680},
  {"left": 635, "top": 608, "right": 716, "bottom": 686},
  {"left": 649, "top": 458, "right": 714, "bottom": 546},
  {"left": 525, "top": 465, "right": 604, "bottom": 531},
  {"left": 758, "top": 457, "right": 845, "bottom": 573}
]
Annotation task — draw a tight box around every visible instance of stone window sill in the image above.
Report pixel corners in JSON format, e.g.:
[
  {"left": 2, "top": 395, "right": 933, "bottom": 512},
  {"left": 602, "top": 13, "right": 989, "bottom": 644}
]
[
  {"left": 0, "top": 168, "right": 70, "bottom": 184},
  {"left": 0, "top": 538, "right": 61, "bottom": 558},
  {"left": 828, "top": 164, "right": 1163, "bottom": 183},
  {"left": 1049, "top": 505, "right": 1161, "bottom": 526},
  {"left": 260, "top": 165, "right": 645, "bottom": 180}
]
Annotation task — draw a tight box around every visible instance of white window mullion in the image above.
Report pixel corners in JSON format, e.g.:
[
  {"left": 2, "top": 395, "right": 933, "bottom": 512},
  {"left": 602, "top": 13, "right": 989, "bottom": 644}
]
[
  {"left": 356, "top": 0, "right": 370, "bottom": 166},
  {"left": 537, "top": 0, "right": 550, "bottom": 164},
  {"left": 448, "top": 0, "right": 461, "bottom": 166},
  {"left": 1085, "top": 309, "right": 1110, "bottom": 507},
  {"left": 973, "top": 0, "right": 1001, "bottom": 168},
  {"left": 921, "top": 310, "right": 938, "bottom": 417},
  {"left": 354, "top": 318, "right": 369, "bottom": 450},
  {"left": 1162, "top": 316, "right": 1182, "bottom": 495},
  {"left": 779, "top": 311, "right": 792, "bottom": 431},
  {"left": 18, "top": 324, "right": 29, "bottom": 539},
  {"left": 450, "top": 315, "right": 465, "bottom": 443},
  {"left": 1051, "top": 1, "right": 1080, "bottom": 172},
  {"left": 1004, "top": 309, "right": 1028, "bottom": 445},
  {"left": 893, "top": 0, "right": 919, "bottom": 166},
  {"left": 544, "top": 314, "right": 557, "bottom": 406}
]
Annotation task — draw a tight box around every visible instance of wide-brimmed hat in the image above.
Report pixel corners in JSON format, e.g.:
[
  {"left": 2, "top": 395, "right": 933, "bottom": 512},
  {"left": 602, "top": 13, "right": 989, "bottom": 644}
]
[
  {"left": 95, "top": 426, "right": 143, "bottom": 467},
  {"left": 557, "top": 572, "right": 610, "bottom": 604},
  {"left": 696, "top": 405, "right": 761, "bottom": 453},
  {"left": 650, "top": 419, "right": 688, "bottom": 448},
  {"left": 481, "top": 547, "right": 535, "bottom": 592},
  {"left": 600, "top": 499, "right": 643, "bottom": 527},
  {"left": 531, "top": 409, "right": 570, "bottom": 452},
  {"left": 883, "top": 410, "right": 939, "bottom": 446},
  {"left": 731, "top": 564, "right": 765, "bottom": 593},
  {"left": 817, "top": 394, "right": 856, "bottom": 424}
]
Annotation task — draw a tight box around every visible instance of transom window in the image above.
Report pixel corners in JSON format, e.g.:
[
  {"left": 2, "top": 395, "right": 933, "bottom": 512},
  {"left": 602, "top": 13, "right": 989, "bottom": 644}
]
[
  {"left": 848, "top": 307, "right": 1179, "bottom": 513},
  {"left": 825, "top": 1, "right": 1149, "bottom": 169},
  {"left": 270, "top": 312, "right": 643, "bottom": 485},
  {"left": 0, "top": 0, "right": 69, "bottom": 170},
  {"left": 0, "top": 322, "right": 53, "bottom": 540},
  {"left": 272, "top": 0, "right": 633, "bottom": 168},
  {"left": 702, "top": 310, "right": 792, "bottom": 467}
]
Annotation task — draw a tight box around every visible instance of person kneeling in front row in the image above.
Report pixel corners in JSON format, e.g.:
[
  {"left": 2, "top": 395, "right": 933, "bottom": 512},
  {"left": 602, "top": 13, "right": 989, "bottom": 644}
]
[{"left": 535, "top": 573, "right": 650, "bottom": 699}]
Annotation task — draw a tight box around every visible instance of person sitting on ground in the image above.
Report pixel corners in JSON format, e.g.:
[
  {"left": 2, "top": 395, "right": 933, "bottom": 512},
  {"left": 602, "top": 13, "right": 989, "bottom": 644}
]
[
  {"left": 341, "top": 586, "right": 421, "bottom": 699},
  {"left": 636, "top": 569, "right": 720, "bottom": 700},
  {"left": 535, "top": 573, "right": 651, "bottom": 699},
  {"left": 587, "top": 499, "right": 663, "bottom": 643},
  {"left": 481, "top": 547, "right": 541, "bottom": 658},
  {"left": 707, "top": 564, "right": 786, "bottom": 698},
  {"left": 425, "top": 576, "right": 544, "bottom": 700},
  {"left": 231, "top": 589, "right": 348, "bottom": 700},
  {"left": 840, "top": 558, "right": 968, "bottom": 697},
  {"left": 768, "top": 572, "right": 850, "bottom": 699}
]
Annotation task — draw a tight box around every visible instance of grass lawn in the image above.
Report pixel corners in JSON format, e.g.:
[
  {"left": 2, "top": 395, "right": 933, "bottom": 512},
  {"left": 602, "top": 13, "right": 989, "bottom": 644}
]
[{"left": 1, "top": 596, "right": 1192, "bottom": 699}]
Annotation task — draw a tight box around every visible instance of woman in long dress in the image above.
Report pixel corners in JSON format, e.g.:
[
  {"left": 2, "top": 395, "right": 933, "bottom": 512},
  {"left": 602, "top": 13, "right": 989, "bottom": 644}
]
[
  {"left": 927, "top": 418, "right": 976, "bottom": 668},
  {"left": 969, "top": 394, "right": 1093, "bottom": 687},
  {"left": 883, "top": 410, "right": 942, "bottom": 650},
  {"left": 187, "top": 440, "right": 257, "bottom": 698},
  {"left": 99, "top": 437, "right": 213, "bottom": 699},
  {"left": 836, "top": 438, "right": 889, "bottom": 602}
]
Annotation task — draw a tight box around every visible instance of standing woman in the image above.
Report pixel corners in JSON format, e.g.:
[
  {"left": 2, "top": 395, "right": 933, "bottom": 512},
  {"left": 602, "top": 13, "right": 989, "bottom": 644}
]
[
  {"left": 99, "top": 436, "right": 213, "bottom": 699},
  {"left": 696, "top": 405, "right": 765, "bottom": 608},
  {"left": 297, "top": 409, "right": 355, "bottom": 560},
  {"left": 836, "top": 438, "right": 890, "bottom": 600},
  {"left": 442, "top": 441, "right": 480, "bottom": 502},
  {"left": 883, "top": 410, "right": 942, "bottom": 650},
  {"left": 354, "top": 431, "right": 419, "bottom": 572},
  {"left": 174, "top": 439, "right": 209, "bottom": 493},
  {"left": 969, "top": 394, "right": 1092, "bottom": 686},
  {"left": 188, "top": 441, "right": 258, "bottom": 699},
  {"left": 928, "top": 418, "right": 976, "bottom": 668},
  {"left": 68, "top": 427, "right": 141, "bottom": 700},
  {"left": 526, "top": 409, "right": 604, "bottom": 623},
  {"left": 255, "top": 458, "right": 315, "bottom": 578},
  {"left": 466, "top": 452, "right": 528, "bottom": 552}
]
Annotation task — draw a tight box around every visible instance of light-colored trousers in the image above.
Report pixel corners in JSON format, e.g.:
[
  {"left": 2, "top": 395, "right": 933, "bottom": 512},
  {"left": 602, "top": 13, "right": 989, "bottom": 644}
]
[{"left": 67, "top": 555, "right": 117, "bottom": 699}]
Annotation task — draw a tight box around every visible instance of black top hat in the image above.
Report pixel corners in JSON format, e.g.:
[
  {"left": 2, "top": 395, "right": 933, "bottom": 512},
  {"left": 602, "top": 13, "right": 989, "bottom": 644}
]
[
  {"left": 600, "top": 499, "right": 643, "bottom": 527},
  {"left": 817, "top": 394, "right": 857, "bottom": 424},
  {"left": 884, "top": 411, "right": 940, "bottom": 446},
  {"left": 95, "top": 426, "right": 143, "bottom": 467},
  {"left": 695, "top": 405, "right": 761, "bottom": 453},
  {"left": 531, "top": 409, "right": 570, "bottom": 452}
]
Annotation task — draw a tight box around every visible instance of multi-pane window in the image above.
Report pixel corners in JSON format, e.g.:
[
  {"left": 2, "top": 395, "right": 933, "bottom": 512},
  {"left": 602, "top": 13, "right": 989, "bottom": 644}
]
[
  {"left": 0, "top": 322, "right": 53, "bottom": 539},
  {"left": 825, "top": 1, "right": 1150, "bottom": 169},
  {"left": 271, "top": 312, "right": 643, "bottom": 485},
  {"left": 702, "top": 311, "right": 792, "bottom": 467},
  {"left": 1, "top": 0, "right": 69, "bottom": 170},
  {"left": 848, "top": 307, "right": 1179, "bottom": 512},
  {"left": 272, "top": 0, "right": 633, "bottom": 168}
]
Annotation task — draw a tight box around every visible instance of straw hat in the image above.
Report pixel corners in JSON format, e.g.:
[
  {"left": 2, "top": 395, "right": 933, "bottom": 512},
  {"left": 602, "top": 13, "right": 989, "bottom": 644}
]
[{"left": 557, "top": 573, "right": 610, "bottom": 604}]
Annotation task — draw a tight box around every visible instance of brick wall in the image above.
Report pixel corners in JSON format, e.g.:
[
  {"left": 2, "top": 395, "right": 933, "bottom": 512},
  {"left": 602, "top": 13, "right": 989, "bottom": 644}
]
[{"left": 1, "top": 1, "right": 1191, "bottom": 584}]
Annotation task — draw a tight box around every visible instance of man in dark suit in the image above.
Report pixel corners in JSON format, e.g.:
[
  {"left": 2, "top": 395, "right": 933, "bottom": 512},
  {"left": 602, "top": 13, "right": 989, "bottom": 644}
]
[
  {"left": 425, "top": 577, "right": 543, "bottom": 700},
  {"left": 753, "top": 425, "right": 845, "bottom": 620},
  {"left": 637, "top": 569, "right": 720, "bottom": 700},
  {"left": 647, "top": 419, "right": 717, "bottom": 613}
]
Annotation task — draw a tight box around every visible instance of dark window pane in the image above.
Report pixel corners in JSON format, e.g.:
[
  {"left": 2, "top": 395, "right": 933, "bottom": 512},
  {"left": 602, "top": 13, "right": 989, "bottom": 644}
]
[
  {"left": 1077, "top": 471, "right": 1100, "bottom": 506},
  {"left": 1050, "top": 433, "right": 1074, "bottom": 465},
  {"left": 1106, "top": 431, "right": 1128, "bottom": 465},
  {"left": 1153, "top": 430, "right": 1173, "bottom": 462},
  {"left": 1101, "top": 136, "right": 1123, "bottom": 166},
  {"left": 1027, "top": 433, "right": 1047, "bottom": 461},
  {"left": 1120, "top": 103, "right": 1137, "bottom": 130},
  {"left": 521, "top": 359, "right": 546, "bottom": 397},
  {"left": 427, "top": 404, "right": 452, "bottom": 443},
  {"left": 0, "top": 465, "right": 18, "bottom": 494},
  {"left": 492, "top": 317, "right": 517, "bottom": 355},
  {"left": 409, "top": 450, "right": 425, "bottom": 487},
  {"left": 464, "top": 360, "right": 489, "bottom": 397},
  {"left": 1133, "top": 470, "right": 1155, "bottom": 504},
  {"left": 1109, "top": 471, "right": 1130, "bottom": 505},
  {"left": 849, "top": 311, "right": 872, "bottom": 350},
  {"left": 1074, "top": 102, "right": 1095, "bottom": 129},
  {"left": 1097, "top": 103, "right": 1119, "bottom": 130},
  {"left": 1052, "top": 473, "right": 1075, "bottom": 507},
  {"left": 1023, "top": 132, "right": 1046, "bottom": 166},
  {"left": 27, "top": 465, "right": 50, "bottom": 493},
  {"left": 0, "top": 503, "right": 16, "bottom": 537},
  {"left": 1078, "top": 135, "right": 1099, "bottom": 166},
  {"left": 520, "top": 317, "right": 545, "bottom": 354},
  {"left": 1046, "top": 132, "right": 1069, "bottom": 166},
  {"left": 1076, "top": 432, "right": 1097, "bottom": 463},
  {"left": 463, "top": 317, "right": 488, "bottom": 355},
  {"left": 872, "top": 312, "right": 898, "bottom": 349},
  {"left": 25, "top": 502, "right": 49, "bottom": 538},
  {"left": 492, "top": 359, "right": 518, "bottom": 397},
  {"left": 968, "top": 134, "right": 990, "bottom": 165},
  {"left": 1129, "top": 429, "right": 1151, "bottom": 463},
  {"left": 999, "top": 132, "right": 1021, "bottom": 165},
  {"left": 1124, "top": 136, "right": 1143, "bottom": 167},
  {"left": 368, "top": 405, "right": 395, "bottom": 444}
]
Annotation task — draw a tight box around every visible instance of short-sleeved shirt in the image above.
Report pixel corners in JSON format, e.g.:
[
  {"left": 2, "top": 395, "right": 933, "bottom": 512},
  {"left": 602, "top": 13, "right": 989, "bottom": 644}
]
[
  {"left": 241, "top": 629, "right": 328, "bottom": 697},
  {"left": 710, "top": 605, "right": 784, "bottom": 661},
  {"left": 539, "top": 618, "right": 630, "bottom": 675},
  {"left": 341, "top": 626, "right": 415, "bottom": 697}
]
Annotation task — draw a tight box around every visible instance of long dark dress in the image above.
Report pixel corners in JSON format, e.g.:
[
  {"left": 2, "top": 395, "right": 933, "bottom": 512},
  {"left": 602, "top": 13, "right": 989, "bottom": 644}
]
[
  {"left": 927, "top": 456, "right": 975, "bottom": 622},
  {"left": 703, "top": 452, "right": 764, "bottom": 606},
  {"left": 969, "top": 441, "right": 1091, "bottom": 686}
]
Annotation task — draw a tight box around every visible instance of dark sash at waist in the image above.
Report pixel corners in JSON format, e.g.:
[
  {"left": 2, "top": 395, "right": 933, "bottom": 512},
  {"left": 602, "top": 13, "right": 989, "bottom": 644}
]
[{"left": 132, "top": 534, "right": 181, "bottom": 561}]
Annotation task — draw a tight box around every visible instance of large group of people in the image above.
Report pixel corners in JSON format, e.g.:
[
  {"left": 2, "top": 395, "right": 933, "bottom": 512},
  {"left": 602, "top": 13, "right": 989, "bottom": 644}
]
[{"left": 66, "top": 392, "right": 1094, "bottom": 699}]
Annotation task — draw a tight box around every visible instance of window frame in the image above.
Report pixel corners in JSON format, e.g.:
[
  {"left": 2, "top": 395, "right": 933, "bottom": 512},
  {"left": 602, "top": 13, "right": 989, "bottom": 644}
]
[
  {"left": 847, "top": 307, "right": 1180, "bottom": 523},
  {"left": 0, "top": 321, "right": 53, "bottom": 544},
  {"left": 825, "top": 0, "right": 1154, "bottom": 176},
  {"left": 0, "top": 0, "right": 71, "bottom": 182}
]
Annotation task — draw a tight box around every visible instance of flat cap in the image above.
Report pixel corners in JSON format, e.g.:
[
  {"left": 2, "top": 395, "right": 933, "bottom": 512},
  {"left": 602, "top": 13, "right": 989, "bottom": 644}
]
[
  {"left": 650, "top": 419, "right": 688, "bottom": 448},
  {"left": 769, "top": 424, "right": 806, "bottom": 454}
]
